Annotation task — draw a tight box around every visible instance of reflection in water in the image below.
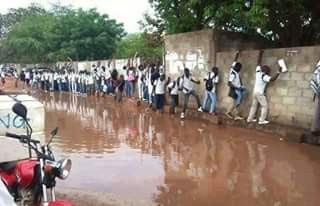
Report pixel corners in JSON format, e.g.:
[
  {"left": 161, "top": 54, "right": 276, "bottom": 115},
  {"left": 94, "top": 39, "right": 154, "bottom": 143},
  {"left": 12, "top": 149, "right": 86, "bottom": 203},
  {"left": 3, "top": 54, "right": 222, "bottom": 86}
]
[{"left": 32, "top": 92, "right": 320, "bottom": 206}]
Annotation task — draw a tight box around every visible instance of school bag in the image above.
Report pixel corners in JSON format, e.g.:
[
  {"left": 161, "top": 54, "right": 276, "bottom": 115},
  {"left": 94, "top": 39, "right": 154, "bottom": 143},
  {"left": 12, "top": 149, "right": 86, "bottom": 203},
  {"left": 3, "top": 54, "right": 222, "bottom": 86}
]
[
  {"left": 228, "top": 70, "right": 238, "bottom": 99},
  {"left": 205, "top": 73, "right": 214, "bottom": 91}
]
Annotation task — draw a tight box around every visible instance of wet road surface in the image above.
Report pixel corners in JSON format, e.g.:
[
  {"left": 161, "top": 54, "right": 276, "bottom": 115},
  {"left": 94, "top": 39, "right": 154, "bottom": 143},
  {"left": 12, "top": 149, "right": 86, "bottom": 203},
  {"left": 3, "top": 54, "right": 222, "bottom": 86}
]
[{"left": 32, "top": 91, "right": 320, "bottom": 206}]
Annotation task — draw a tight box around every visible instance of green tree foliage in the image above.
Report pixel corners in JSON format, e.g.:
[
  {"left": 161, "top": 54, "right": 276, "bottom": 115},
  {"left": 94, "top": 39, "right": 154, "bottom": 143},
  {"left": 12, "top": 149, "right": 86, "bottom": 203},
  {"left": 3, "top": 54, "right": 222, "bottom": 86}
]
[
  {"left": 0, "top": 6, "right": 125, "bottom": 63},
  {"left": 115, "top": 33, "right": 162, "bottom": 62},
  {"left": 144, "top": 0, "right": 320, "bottom": 47},
  {"left": 0, "top": 3, "right": 46, "bottom": 38}
]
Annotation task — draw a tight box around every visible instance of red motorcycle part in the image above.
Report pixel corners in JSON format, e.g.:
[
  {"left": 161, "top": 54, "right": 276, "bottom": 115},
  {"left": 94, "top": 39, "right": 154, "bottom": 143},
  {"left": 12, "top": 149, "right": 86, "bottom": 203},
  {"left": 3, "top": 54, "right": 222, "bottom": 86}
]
[
  {"left": 0, "top": 169, "right": 16, "bottom": 187},
  {"left": 47, "top": 200, "right": 75, "bottom": 206},
  {"left": 15, "top": 160, "right": 38, "bottom": 188}
]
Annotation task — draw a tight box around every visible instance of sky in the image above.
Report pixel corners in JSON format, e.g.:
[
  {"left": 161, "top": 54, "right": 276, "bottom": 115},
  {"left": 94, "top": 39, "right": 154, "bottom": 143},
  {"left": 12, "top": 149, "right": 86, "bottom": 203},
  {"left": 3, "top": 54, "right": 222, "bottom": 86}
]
[{"left": 0, "top": 0, "right": 151, "bottom": 33}]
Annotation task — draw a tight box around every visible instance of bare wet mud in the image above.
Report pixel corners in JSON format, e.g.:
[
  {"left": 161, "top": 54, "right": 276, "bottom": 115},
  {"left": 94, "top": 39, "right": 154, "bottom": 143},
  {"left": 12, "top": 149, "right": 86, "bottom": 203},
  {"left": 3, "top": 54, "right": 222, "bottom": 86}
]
[{"left": 30, "top": 91, "right": 320, "bottom": 206}]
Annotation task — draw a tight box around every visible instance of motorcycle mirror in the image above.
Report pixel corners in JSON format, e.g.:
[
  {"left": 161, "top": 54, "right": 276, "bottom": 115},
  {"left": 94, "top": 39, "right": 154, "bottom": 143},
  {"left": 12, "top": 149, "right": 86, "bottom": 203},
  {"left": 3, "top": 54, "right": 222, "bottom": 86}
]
[
  {"left": 48, "top": 127, "right": 59, "bottom": 146},
  {"left": 51, "top": 127, "right": 59, "bottom": 137},
  {"left": 12, "top": 103, "right": 27, "bottom": 120}
]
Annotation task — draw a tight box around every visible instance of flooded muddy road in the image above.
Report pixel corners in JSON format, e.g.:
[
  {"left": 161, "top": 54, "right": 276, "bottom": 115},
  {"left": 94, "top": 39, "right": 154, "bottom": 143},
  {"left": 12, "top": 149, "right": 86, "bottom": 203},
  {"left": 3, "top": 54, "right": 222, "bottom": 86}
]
[{"left": 31, "top": 91, "right": 320, "bottom": 206}]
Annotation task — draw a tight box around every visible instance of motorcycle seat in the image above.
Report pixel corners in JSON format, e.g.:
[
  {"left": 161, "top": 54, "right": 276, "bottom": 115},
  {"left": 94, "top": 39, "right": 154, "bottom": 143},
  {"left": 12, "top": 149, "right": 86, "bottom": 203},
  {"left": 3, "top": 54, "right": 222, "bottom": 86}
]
[{"left": 0, "top": 161, "right": 18, "bottom": 172}]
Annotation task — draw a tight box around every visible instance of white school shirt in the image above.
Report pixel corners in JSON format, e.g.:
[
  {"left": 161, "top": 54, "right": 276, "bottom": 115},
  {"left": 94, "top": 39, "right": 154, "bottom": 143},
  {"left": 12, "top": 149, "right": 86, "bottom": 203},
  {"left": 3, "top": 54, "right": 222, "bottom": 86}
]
[
  {"left": 43, "top": 73, "right": 47, "bottom": 81},
  {"left": 138, "top": 70, "right": 145, "bottom": 83},
  {"left": 105, "top": 70, "right": 111, "bottom": 80},
  {"left": 204, "top": 72, "right": 219, "bottom": 92},
  {"left": 88, "top": 75, "right": 94, "bottom": 84},
  {"left": 181, "top": 74, "right": 194, "bottom": 94},
  {"left": 154, "top": 78, "right": 166, "bottom": 94},
  {"left": 25, "top": 72, "right": 30, "bottom": 80},
  {"left": 167, "top": 80, "right": 179, "bottom": 95},
  {"left": 228, "top": 62, "right": 242, "bottom": 88},
  {"left": 253, "top": 66, "right": 271, "bottom": 94},
  {"left": 146, "top": 70, "right": 153, "bottom": 92},
  {"left": 61, "top": 74, "right": 67, "bottom": 83},
  {"left": 40, "top": 74, "right": 45, "bottom": 81},
  {"left": 48, "top": 73, "right": 53, "bottom": 81}
]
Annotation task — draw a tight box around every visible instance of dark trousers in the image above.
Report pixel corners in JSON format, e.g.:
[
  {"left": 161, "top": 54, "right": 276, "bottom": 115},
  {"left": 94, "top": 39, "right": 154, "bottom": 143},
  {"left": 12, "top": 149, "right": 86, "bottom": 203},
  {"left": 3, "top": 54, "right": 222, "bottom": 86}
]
[
  {"left": 116, "top": 90, "right": 123, "bottom": 102},
  {"left": 170, "top": 95, "right": 179, "bottom": 110},
  {"left": 183, "top": 90, "right": 201, "bottom": 113},
  {"left": 155, "top": 94, "right": 165, "bottom": 110}
]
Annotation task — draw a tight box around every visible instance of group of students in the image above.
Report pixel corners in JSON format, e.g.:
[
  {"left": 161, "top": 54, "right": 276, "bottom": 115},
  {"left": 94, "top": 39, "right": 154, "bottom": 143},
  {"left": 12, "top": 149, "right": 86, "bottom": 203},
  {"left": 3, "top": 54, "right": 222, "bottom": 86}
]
[
  {"left": 20, "top": 64, "right": 136, "bottom": 102},
  {"left": 145, "top": 50, "right": 283, "bottom": 124},
  {"left": 19, "top": 50, "right": 287, "bottom": 124}
]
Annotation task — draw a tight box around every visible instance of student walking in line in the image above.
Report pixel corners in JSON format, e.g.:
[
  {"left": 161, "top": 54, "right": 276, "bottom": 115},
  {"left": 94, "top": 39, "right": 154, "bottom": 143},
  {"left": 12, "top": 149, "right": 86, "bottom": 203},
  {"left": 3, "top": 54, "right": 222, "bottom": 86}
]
[
  {"left": 167, "top": 76, "right": 180, "bottom": 114},
  {"left": 115, "top": 74, "right": 125, "bottom": 102},
  {"left": 226, "top": 51, "right": 247, "bottom": 120},
  {"left": 153, "top": 73, "right": 167, "bottom": 113},
  {"left": 127, "top": 66, "right": 136, "bottom": 97},
  {"left": 179, "top": 67, "right": 203, "bottom": 119},
  {"left": 202, "top": 67, "right": 219, "bottom": 115},
  {"left": 247, "top": 50, "right": 281, "bottom": 125},
  {"left": 137, "top": 65, "right": 146, "bottom": 101}
]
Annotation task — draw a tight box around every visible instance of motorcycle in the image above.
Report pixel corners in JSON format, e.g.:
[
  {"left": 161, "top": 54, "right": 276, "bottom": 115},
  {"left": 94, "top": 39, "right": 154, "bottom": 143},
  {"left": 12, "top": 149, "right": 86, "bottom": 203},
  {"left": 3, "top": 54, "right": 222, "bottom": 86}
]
[{"left": 0, "top": 102, "right": 74, "bottom": 206}]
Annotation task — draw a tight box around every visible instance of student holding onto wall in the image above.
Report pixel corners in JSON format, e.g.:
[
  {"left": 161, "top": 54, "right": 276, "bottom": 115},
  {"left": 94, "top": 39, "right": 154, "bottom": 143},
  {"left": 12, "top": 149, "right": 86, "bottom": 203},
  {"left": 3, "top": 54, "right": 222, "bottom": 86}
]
[
  {"left": 225, "top": 51, "right": 247, "bottom": 120},
  {"left": 247, "top": 50, "right": 281, "bottom": 125},
  {"left": 179, "top": 66, "right": 203, "bottom": 119},
  {"left": 202, "top": 67, "right": 219, "bottom": 115},
  {"left": 167, "top": 76, "right": 180, "bottom": 114},
  {"left": 310, "top": 62, "right": 320, "bottom": 135}
]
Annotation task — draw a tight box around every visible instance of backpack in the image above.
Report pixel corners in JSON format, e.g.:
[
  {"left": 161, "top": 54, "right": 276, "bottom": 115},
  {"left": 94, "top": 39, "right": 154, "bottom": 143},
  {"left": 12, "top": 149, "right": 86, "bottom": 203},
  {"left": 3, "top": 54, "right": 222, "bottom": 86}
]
[{"left": 205, "top": 73, "right": 214, "bottom": 91}]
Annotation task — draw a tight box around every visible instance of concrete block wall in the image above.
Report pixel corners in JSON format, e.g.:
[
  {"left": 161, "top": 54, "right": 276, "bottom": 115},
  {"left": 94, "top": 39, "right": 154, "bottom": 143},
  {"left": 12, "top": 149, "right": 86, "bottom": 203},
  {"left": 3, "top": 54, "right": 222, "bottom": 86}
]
[{"left": 165, "top": 29, "right": 319, "bottom": 129}]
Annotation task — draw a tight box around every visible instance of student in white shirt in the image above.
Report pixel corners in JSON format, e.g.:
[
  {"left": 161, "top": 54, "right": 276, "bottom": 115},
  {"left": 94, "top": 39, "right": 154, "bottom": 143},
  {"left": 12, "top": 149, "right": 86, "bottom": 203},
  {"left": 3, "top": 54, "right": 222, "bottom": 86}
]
[
  {"left": 202, "top": 67, "right": 219, "bottom": 114},
  {"left": 137, "top": 65, "right": 146, "bottom": 100},
  {"left": 88, "top": 72, "right": 94, "bottom": 95},
  {"left": 167, "top": 76, "right": 180, "bottom": 114},
  {"left": 153, "top": 73, "right": 167, "bottom": 112},
  {"left": 179, "top": 68, "right": 203, "bottom": 119},
  {"left": 104, "top": 66, "right": 112, "bottom": 94},
  {"left": 247, "top": 50, "right": 281, "bottom": 125},
  {"left": 226, "top": 51, "right": 247, "bottom": 120},
  {"left": 146, "top": 66, "right": 155, "bottom": 106},
  {"left": 25, "top": 70, "right": 30, "bottom": 86}
]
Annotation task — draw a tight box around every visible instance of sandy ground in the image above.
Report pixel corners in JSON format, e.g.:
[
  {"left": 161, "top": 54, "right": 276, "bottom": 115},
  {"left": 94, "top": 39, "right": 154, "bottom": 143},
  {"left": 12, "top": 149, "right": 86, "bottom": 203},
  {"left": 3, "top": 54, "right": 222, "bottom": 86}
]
[{"left": 56, "top": 188, "right": 151, "bottom": 206}]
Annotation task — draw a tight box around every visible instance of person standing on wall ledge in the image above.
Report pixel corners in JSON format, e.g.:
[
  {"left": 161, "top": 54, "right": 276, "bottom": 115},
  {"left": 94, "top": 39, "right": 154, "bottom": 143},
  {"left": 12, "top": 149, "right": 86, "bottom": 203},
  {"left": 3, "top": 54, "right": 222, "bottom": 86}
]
[
  {"left": 225, "top": 51, "right": 247, "bottom": 120},
  {"left": 179, "top": 66, "right": 203, "bottom": 119},
  {"left": 202, "top": 67, "right": 219, "bottom": 115},
  {"left": 247, "top": 50, "right": 281, "bottom": 125}
]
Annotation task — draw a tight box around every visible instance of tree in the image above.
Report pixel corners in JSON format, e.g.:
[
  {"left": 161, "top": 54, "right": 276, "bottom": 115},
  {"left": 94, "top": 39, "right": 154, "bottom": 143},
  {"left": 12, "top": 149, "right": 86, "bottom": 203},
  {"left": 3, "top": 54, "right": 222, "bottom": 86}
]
[
  {"left": 115, "top": 33, "right": 162, "bottom": 62},
  {"left": 0, "top": 6, "right": 126, "bottom": 63},
  {"left": 0, "top": 4, "right": 46, "bottom": 38},
  {"left": 143, "top": 0, "right": 320, "bottom": 47}
]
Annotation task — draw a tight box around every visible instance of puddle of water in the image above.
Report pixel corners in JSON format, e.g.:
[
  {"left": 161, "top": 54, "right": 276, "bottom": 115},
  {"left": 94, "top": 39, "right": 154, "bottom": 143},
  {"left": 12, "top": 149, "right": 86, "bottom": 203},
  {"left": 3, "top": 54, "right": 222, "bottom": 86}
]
[{"left": 32, "top": 92, "right": 320, "bottom": 206}]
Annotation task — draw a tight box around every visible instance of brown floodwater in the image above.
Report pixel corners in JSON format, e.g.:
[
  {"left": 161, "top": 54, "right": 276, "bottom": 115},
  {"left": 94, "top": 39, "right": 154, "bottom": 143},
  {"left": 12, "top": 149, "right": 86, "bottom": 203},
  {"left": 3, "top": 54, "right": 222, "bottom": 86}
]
[{"left": 31, "top": 91, "right": 320, "bottom": 206}]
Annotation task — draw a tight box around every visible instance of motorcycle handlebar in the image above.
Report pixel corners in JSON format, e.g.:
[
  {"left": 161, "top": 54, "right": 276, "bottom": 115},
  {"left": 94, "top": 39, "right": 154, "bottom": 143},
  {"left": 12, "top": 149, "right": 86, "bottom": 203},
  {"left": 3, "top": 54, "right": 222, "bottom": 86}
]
[{"left": 5, "top": 132, "right": 22, "bottom": 140}]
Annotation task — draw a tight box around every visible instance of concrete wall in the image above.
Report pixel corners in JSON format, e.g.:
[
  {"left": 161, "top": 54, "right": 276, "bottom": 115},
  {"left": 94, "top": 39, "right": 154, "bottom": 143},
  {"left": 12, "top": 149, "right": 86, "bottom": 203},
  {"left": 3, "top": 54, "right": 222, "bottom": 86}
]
[
  {"left": 164, "top": 29, "right": 267, "bottom": 77},
  {"left": 165, "top": 29, "right": 319, "bottom": 129},
  {"left": 56, "top": 58, "right": 141, "bottom": 72}
]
